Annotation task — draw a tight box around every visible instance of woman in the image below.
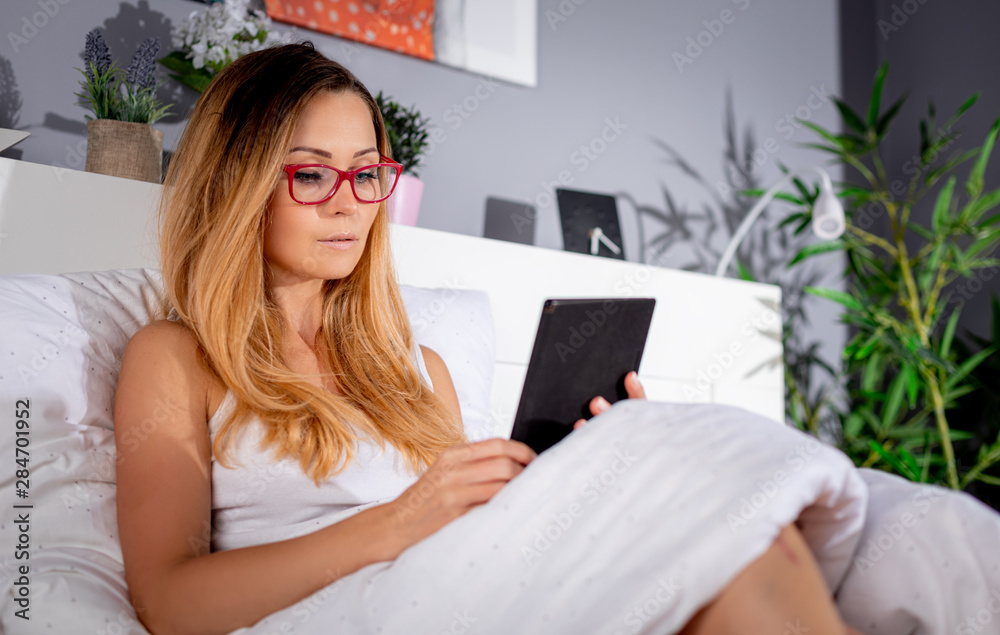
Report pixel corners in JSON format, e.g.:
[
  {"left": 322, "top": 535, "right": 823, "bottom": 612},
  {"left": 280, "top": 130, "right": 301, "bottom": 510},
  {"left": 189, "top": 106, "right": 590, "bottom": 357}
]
[{"left": 114, "top": 43, "right": 862, "bottom": 634}]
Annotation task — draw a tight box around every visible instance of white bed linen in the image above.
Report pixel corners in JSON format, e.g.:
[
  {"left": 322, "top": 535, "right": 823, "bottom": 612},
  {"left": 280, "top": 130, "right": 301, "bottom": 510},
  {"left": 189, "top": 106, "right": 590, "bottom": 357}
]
[{"left": 235, "top": 400, "right": 1000, "bottom": 635}]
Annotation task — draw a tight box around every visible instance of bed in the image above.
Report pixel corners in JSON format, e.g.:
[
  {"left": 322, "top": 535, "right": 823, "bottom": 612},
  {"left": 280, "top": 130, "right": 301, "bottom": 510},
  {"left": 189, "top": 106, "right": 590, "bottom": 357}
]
[{"left": 1, "top": 157, "right": 998, "bottom": 634}]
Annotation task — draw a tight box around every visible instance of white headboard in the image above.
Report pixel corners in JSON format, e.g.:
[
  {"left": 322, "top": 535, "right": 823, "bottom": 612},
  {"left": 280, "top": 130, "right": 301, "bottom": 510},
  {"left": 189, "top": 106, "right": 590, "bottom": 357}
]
[{"left": 0, "top": 157, "right": 784, "bottom": 426}]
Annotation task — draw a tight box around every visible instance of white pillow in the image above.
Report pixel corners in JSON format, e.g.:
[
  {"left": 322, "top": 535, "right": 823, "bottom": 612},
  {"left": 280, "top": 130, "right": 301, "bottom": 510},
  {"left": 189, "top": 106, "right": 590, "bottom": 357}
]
[{"left": 0, "top": 268, "right": 495, "bottom": 633}]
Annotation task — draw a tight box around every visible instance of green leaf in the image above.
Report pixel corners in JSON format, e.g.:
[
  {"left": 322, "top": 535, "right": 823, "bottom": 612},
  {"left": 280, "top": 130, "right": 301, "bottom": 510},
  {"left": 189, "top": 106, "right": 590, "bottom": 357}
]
[
  {"left": 834, "top": 98, "right": 868, "bottom": 135},
  {"left": 900, "top": 363, "right": 919, "bottom": 407},
  {"left": 932, "top": 176, "right": 957, "bottom": 232},
  {"left": 923, "top": 133, "right": 960, "bottom": 166},
  {"left": 805, "top": 286, "right": 864, "bottom": 311},
  {"left": 876, "top": 94, "right": 907, "bottom": 138},
  {"left": 966, "top": 227, "right": 1000, "bottom": 260},
  {"left": 861, "top": 351, "right": 884, "bottom": 392},
  {"left": 897, "top": 446, "right": 922, "bottom": 482},
  {"left": 966, "top": 117, "right": 1000, "bottom": 198},
  {"left": 924, "top": 148, "right": 979, "bottom": 187},
  {"left": 778, "top": 212, "right": 807, "bottom": 229},
  {"left": 944, "top": 93, "right": 980, "bottom": 130},
  {"left": 945, "top": 347, "right": 995, "bottom": 391},
  {"left": 801, "top": 142, "right": 845, "bottom": 156},
  {"left": 940, "top": 308, "right": 962, "bottom": 358},
  {"left": 869, "top": 440, "right": 916, "bottom": 480},
  {"left": 868, "top": 61, "right": 888, "bottom": 127},
  {"left": 882, "top": 370, "right": 909, "bottom": 427},
  {"left": 974, "top": 474, "right": 1000, "bottom": 486},
  {"left": 798, "top": 120, "right": 842, "bottom": 147},
  {"left": 736, "top": 260, "right": 754, "bottom": 282},
  {"left": 844, "top": 412, "right": 866, "bottom": 439},
  {"left": 787, "top": 240, "right": 845, "bottom": 267},
  {"left": 965, "top": 187, "right": 1000, "bottom": 224}
]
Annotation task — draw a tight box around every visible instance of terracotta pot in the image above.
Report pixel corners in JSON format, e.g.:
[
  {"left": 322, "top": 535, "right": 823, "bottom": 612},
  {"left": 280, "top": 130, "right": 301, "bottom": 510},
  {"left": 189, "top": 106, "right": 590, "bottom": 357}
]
[
  {"left": 85, "top": 119, "right": 164, "bottom": 184},
  {"left": 387, "top": 174, "right": 423, "bottom": 226}
]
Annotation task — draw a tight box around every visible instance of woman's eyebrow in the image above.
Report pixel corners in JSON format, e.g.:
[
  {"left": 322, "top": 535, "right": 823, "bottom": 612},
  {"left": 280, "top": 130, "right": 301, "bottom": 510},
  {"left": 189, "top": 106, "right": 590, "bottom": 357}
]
[
  {"left": 287, "top": 146, "right": 379, "bottom": 159},
  {"left": 289, "top": 145, "right": 332, "bottom": 158}
]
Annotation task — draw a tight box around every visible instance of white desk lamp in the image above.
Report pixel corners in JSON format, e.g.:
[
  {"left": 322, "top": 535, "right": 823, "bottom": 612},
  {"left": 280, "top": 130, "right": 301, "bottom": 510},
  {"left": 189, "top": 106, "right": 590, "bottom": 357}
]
[{"left": 715, "top": 166, "right": 845, "bottom": 277}]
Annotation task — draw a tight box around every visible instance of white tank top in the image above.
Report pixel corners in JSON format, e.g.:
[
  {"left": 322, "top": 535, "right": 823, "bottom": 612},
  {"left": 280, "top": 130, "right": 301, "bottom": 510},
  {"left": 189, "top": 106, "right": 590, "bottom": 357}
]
[{"left": 209, "top": 346, "right": 432, "bottom": 552}]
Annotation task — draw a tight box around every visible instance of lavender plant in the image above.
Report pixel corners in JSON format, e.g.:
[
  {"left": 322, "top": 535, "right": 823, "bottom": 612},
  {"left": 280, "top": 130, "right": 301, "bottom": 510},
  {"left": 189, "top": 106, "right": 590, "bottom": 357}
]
[{"left": 76, "top": 29, "right": 170, "bottom": 124}]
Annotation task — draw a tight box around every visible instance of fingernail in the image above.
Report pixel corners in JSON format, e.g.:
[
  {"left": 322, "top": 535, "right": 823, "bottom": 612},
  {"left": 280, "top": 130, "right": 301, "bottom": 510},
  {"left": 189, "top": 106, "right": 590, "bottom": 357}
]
[{"left": 597, "top": 396, "right": 610, "bottom": 408}]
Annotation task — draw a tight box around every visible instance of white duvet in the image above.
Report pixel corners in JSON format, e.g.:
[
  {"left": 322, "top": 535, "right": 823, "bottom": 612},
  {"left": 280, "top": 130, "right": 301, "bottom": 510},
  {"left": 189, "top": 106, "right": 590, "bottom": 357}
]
[{"left": 228, "top": 400, "right": 1000, "bottom": 635}]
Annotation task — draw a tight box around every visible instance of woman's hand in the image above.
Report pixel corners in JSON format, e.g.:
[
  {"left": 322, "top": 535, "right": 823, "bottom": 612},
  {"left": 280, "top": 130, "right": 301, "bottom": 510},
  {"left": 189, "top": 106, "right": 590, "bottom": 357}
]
[
  {"left": 573, "top": 370, "right": 646, "bottom": 430},
  {"left": 387, "top": 438, "right": 537, "bottom": 553}
]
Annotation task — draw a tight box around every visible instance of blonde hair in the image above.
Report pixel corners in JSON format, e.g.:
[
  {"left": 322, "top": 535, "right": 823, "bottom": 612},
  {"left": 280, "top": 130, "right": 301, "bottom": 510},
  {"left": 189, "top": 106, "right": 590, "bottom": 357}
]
[{"left": 159, "top": 43, "right": 465, "bottom": 484}]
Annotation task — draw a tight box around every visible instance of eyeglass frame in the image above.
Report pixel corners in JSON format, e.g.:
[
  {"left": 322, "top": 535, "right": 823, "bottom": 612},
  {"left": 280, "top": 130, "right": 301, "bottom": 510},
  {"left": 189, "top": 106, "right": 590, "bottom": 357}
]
[{"left": 280, "top": 157, "right": 404, "bottom": 205}]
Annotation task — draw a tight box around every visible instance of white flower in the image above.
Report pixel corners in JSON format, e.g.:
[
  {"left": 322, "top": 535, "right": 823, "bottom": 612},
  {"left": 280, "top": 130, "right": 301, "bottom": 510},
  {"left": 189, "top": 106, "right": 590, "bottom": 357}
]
[{"left": 171, "top": 0, "right": 287, "bottom": 72}]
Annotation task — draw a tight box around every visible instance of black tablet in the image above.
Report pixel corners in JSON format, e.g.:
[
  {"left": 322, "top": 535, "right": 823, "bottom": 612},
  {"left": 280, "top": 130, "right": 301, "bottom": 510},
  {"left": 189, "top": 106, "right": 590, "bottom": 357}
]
[{"left": 509, "top": 298, "right": 656, "bottom": 454}]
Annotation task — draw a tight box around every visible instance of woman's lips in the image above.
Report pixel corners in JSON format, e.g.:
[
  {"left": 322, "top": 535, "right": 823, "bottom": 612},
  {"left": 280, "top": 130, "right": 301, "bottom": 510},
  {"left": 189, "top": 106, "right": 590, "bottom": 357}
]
[{"left": 319, "top": 233, "right": 357, "bottom": 250}]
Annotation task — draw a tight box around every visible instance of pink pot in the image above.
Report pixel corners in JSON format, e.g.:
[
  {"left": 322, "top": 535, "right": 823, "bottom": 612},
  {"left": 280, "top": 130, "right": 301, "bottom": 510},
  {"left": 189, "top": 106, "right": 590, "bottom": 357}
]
[{"left": 387, "top": 174, "right": 423, "bottom": 226}]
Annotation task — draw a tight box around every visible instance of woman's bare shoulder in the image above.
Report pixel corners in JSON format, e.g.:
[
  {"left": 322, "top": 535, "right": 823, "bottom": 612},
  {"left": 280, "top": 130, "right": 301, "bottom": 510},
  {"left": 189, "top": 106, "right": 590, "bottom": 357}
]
[{"left": 120, "top": 320, "right": 226, "bottom": 419}]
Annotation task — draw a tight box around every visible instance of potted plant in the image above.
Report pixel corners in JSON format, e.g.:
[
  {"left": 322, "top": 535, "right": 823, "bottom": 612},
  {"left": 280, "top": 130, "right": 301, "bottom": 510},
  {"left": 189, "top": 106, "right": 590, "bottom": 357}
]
[
  {"left": 776, "top": 62, "right": 1000, "bottom": 497},
  {"left": 77, "top": 29, "right": 171, "bottom": 183},
  {"left": 376, "top": 91, "right": 430, "bottom": 226},
  {"left": 158, "top": 0, "right": 288, "bottom": 94}
]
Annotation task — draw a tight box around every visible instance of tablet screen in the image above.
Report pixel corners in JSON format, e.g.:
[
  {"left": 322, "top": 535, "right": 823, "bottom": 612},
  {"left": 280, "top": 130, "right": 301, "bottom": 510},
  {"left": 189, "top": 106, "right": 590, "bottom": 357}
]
[{"left": 509, "top": 298, "right": 656, "bottom": 453}]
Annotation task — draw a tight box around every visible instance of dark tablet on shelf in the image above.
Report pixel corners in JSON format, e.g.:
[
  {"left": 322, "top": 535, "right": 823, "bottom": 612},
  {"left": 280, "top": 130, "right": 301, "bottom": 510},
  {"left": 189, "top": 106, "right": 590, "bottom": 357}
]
[{"left": 509, "top": 297, "right": 656, "bottom": 454}]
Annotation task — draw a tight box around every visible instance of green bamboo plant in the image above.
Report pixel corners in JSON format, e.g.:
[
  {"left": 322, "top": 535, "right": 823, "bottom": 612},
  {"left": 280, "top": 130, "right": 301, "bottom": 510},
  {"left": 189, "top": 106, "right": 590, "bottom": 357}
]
[{"left": 777, "top": 61, "right": 1000, "bottom": 492}]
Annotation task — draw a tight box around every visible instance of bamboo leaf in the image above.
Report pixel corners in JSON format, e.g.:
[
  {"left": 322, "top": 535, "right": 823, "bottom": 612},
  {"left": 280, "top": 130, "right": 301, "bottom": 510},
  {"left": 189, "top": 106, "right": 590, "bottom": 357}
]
[
  {"left": 778, "top": 212, "right": 807, "bottom": 229},
  {"left": 861, "top": 351, "right": 884, "bottom": 392},
  {"left": 900, "top": 363, "right": 919, "bottom": 407},
  {"left": 805, "top": 286, "right": 864, "bottom": 311},
  {"left": 801, "top": 142, "right": 845, "bottom": 156},
  {"left": 869, "top": 440, "right": 916, "bottom": 480},
  {"left": 798, "top": 120, "right": 842, "bottom": 146},
  {"left": 881, "top": 371, "right": 907, "bottom": 427},
  {"left": 792, "top": 216, "right": 812, "bottom": 236},
  {"left": 844, "top": 412, "right": 866, "bottom": 439},
  {"left": 835, "top": 98, "right": 868, "bottom": 135},
  {"left": 944, "top": 93, "right": 980, "bottom": 130},
  {"left": 940, "top": 308, "right": 962, "bottom": 358},
  {"left": 945, "top": 347, "right": 995, "bottom": 391},
  {"left": 932, "top": 176, "right": 957, "bottom": 233},
  {"left": 966, "top": 228, "right": 1000, "bottom": 260},
  {"left": 868, "top": 61, "right": 888, "bottom": 128},
  {"left": 787, "top": 240, "right": 846, "bottom": 267},
  {"left": 966, "top": 117, "right": 1000, "bottom": 198},
  {"left": 925, "top": 148, "right": 979, "bottom": 187},
  {"left": 736, "top": 260, "right": 754, "bottom": 282},
  {"left": 966, "top": 187, "right": 1000, "bottom": 224},
  {"left": 897, "top": 446, "right": 923, "bottom": 481},
  {"left": 876, "top": 94, "right": 906, "bottom": 138},
  {"left": 974, "top": 474, "right": 1000, "bottom": 486}
]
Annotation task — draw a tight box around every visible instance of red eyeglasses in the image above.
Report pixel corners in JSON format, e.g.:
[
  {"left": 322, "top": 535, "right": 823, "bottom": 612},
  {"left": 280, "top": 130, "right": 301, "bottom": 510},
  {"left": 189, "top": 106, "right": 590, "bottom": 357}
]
[{"left": 281, "top": 158, "right": 403, "bottom": 205}]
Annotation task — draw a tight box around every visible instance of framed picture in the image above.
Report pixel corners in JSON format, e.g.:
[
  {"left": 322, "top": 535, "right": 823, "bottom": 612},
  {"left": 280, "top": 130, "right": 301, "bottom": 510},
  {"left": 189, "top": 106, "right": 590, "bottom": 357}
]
[{"left": 263, "top": 0, "right": 537, "bottom": 86}]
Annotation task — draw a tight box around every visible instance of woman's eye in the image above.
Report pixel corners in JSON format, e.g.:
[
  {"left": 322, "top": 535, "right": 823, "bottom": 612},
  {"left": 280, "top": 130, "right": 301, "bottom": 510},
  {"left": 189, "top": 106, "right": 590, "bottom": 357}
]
[
  {"left": 294, "top": 170, "right": 325, "bottom": 184},
  {"left": 354, "top": 169, "right": 377, "bottom": 184}
]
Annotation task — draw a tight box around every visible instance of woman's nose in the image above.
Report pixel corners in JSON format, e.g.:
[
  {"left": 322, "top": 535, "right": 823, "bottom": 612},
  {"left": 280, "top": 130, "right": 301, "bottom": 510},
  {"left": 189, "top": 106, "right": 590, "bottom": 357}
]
[{"left": 321, "top": 178, "right": 359, "bottom": 216}]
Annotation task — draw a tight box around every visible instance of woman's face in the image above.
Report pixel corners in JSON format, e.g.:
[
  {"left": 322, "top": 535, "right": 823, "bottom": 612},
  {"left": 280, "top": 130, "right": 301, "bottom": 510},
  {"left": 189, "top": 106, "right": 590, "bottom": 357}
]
[{"left": 264, "top": 91, "right": 381, "bottom": 288}]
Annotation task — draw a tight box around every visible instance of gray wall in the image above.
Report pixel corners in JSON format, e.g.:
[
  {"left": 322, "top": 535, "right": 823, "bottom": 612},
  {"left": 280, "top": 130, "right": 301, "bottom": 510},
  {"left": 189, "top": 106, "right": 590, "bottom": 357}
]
[
  {"left": 841, "top": 0, "right": 1000, "bottom": 340},
  {"left": 2, "top": 0, "right": 840, "bottom": 250},
  {"left": 1, "top": 0, "right": 844, "bottom": 383}
]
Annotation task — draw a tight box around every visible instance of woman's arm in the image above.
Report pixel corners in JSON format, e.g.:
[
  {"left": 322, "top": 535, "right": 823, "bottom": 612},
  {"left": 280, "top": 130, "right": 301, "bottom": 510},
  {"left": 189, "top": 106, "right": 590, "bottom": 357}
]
[
  {"left": 420, "top": 345, "right": 461, "bottom": 421},
  {"left": 115, "top": 324, "right": 533, "bottom": 635}
]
